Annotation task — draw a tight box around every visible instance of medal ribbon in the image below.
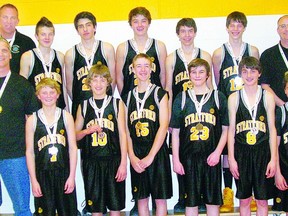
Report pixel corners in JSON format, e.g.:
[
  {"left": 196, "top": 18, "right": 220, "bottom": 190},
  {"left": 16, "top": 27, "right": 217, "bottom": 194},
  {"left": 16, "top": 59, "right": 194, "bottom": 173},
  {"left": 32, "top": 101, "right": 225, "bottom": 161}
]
[
  {"left": 178, "top": 47, "right": 198, "bottom": 74},
  {"left": 135, "top": 83, "right": 153, "bottom": 120},
  {"left": 90, "top": 95, "right": 110, "bottom": 128},
  {"left": 0, "top": 71, "right": 11, "bottom": 100},
  {"left": 278, "top": 43, "right": 288, "bottom": 69},
  {"left": 81, "top": 41, "right": 98, "bottom": 70},
  {"left": 130, "top": 38, "right": 151, "bottom": 54},
  {"left": 38, "top": 107, "right": 61, "bottom": 143},
  {"left": 36, "top": 48, "right": 53, "bottom": 78},
  {"left": 226, "top": 42, "right": 245, "bottom": 67},
  {"left": 242, "top": 86, "right": 261, "bottom": 131},
  {"left": 188, "top": 89, "right": 211, "bottom": 122}
]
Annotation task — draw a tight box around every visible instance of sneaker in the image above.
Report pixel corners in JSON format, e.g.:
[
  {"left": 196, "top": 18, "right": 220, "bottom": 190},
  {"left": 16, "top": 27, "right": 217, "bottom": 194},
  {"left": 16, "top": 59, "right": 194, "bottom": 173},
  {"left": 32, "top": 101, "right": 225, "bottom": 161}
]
[
  {"left": 220, "top": 187, "right": 234, "bottom": 212},
  {"left": 250, "top": 196, "right": 257, "bottom": 212},
  {"left": 130, "top": 202, "right": 138, "bottom": 216},
  {"left": 173, "top": 199, "right": 185, "bottom": 213}
]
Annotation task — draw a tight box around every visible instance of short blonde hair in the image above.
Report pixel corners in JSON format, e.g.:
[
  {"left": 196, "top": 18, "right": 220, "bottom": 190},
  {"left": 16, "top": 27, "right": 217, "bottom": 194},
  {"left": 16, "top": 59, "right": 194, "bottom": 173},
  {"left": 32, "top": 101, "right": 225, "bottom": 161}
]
[
  {"left": 85, "top": 63, "right": 112, "bottom": 89},
  {"left": 35, "top": 78, "right": 61, "bottom": 95}
]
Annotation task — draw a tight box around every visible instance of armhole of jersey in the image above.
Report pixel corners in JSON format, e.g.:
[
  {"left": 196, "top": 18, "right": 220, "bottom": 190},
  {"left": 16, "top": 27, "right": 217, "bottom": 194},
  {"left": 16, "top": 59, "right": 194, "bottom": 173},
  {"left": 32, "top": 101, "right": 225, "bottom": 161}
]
[
  {"left": 281, "top": 105, "right": 286, "bottom": 128},
  {"left": 82, "top": 100, "right": 88, "bottom": 119},
  {"left": 126, "top": 91, "right": 132, "bottom": 117},
  {"left": 198, "top": 48, "right": 202, "bottom": 59},
  {"left": 181, "top": 91, "right": 186, "bottom": 110},
  {"left": 100, "top": 41, "right": 108, "bottom": 63},
  {"left": 55, "top": 50, "right": 64, "bottom": 69},
  {"left": 220, "top": 45, "right": 225, "bottom": 68},
  {"left": 113, "top": 97, "right": 119, "bottom": 121},
  {"left": 71, "top": 45, "right": 76, "bottom": 67},
  {"left": 124, "top": 41, "right": 129, "bottom": 59},
  {"left": 154, "top": 86, "right": 161, "bottom": 108},
  {"left": 172, "top": 51, "right": 177, "bottom": 67},
  {"left": 247, "top": 43, "right": 252, "bottom": 56},
  {"left": 235, "top": 91, "right": 240, "bottom": 112},
  {"left": 263, "top": 89, "right": 268, "bottom": 111},
  {"left": 62, "top": 110, "right": 68, "bottom": 129},
  {"left": 28, "top": 50, "right": 35, "bottom": 78},
  {"left": 154, "top": 39, "right": 161, "bottom": 61},
  {"left": 214, "top": 90, "right": 220, "bottom": 109},
  {"left": 32, "top": 112, "right": 37, "bottom": 132}
]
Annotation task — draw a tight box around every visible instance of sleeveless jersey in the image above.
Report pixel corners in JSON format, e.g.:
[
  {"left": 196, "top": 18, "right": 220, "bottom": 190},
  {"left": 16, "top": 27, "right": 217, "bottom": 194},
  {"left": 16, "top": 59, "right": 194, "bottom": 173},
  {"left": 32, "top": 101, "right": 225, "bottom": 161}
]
[
  {"left": 126, "top": 84, "right": 166, "bottom": 148},
  {"left": 172, "top": 48, "right": 202, "bottom": 102},
  {"left": 218, "top": 43, "right": 252, "bottom": 97},
  {"left": 277, "top": 103, "right": 288, "bottom": 168},
  {"left": 121, "top": 39, "right": 162, "bottom": 97},
  {"left": 80, "top": 96, "right": 121, "bottom": 159},
  {"left": 177, "top": 90, "right": 227, "bottom": 158},
  {"left": 72, "top": 40, "right": 108, "bottom": 116},
  {"left": 28, "top": 49, "right": 66, "bottom": 109},
  {"left": 235, "top": 88, "right": 269, "bottom": 146},
  {"left": 33, "top": 108, "right": 69, "bottom": 171}
]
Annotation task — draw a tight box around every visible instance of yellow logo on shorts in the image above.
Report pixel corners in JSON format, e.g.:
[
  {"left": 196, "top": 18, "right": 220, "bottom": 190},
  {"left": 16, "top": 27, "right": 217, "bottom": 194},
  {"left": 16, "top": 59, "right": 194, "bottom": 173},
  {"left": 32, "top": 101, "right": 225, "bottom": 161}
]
[
  {"left": 184, "top": 193, "right": 187, "bottom": 199},
  {"left": 60, "top": 129, "right": 65, "bottom": 135},
  {"left": 108, "top": 114, "right": 113, "bottom": 120},
  {"left": 38, "top": 207, "right": 43, "bottom": 213},
  {"left": 88, "top": 200, "right": 93, "bottom": 206},
  {"left": 149, "top": 105, "right": 154, "bottom": 110},
  {"left": 259, "top": 116, "right": 265, "bottom": 121},
  {"left": 276, "top": 197, "right": 282, "bottom": 203},
  {"left": 56, "top": 68, "right": 60, "bottom": 73},
  {"left": 133, "top": 187, "right": 138, "bottom": 192},
  {"left": 210, "top": 108, "right": 215, "bottom": 114}
]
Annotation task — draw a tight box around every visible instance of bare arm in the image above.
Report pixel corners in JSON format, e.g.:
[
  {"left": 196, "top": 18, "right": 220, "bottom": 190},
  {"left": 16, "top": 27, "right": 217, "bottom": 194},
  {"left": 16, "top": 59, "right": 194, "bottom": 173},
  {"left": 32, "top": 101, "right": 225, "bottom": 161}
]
[
  {"left": 115, "top": 43, "right": 125, "bottom": 95},
  {"left": 26, "top": 114, "right": 43, "bottom": 197},
  {"left": 201, "top": 50, "right": 213, "bottom": 89},
  {"left": 172, "top": 128, "right": 185, "bottom": 175},
  {"left": 64, "top": 111, "right": 78, "bottom": 194},
  {"left": 227, "top": 93, "right": 239, "bottom": 179},
  {"left": 57, "top": 51, "right": 69, "bottom": 112},
  {"left": 250, "top": 45, "right": 260, "bottom": 59},
  {"left": 103, "top": 42, "right": 116, "bottom": 93},
  {"left": 139, "top": 93, "right": 169, "bottom": 169},
  {"left": 115, "top": 100, "right": 128, "bottom": 182},
  {"left": 19, "top": 50, "right": 32, "bottom": 79},
  {"left": 157, "top": 40, "right": 167, "bottom": 89},
  {"left": 265, "top": 91, "right": 277, "bottom": 178},
  {"left": 262, "top": 83, "right": 285, "bottom": 106},
  {"left": 165, "top": 52, "right": 174, "bottom": 121},
  {"left": 64, "top": 48, "right": 74, "bottom": 99}
]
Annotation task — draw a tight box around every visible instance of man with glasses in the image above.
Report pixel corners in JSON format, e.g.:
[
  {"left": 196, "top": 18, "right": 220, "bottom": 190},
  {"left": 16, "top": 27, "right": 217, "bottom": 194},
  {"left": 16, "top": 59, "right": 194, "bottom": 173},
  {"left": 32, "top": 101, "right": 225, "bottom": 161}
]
[{"left": 260, "top": 15, "right": 288, "bottom": 106}]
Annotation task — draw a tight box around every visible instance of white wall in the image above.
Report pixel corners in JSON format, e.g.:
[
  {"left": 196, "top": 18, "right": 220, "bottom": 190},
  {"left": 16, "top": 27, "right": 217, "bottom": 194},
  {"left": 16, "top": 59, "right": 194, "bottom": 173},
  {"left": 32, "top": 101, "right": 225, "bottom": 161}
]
[{"left": 0, "top": 14, "right": 282, "bottom": 214}]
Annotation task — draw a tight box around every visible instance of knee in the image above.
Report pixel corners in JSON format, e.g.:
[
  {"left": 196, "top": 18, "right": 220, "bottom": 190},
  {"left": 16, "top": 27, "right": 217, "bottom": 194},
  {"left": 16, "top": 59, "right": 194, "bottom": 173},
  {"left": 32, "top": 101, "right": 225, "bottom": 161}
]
[
  {"left": 256, "top": 199, "right": 268, "bottom": 208},
  {"left": 240, "top": 197, "right": 252, "bottom": 207}
]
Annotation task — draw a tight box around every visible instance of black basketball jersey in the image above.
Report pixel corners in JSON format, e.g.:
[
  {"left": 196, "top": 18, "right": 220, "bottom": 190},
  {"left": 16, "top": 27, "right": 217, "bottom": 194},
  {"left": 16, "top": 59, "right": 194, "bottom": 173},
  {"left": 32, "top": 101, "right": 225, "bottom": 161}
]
[
  {"left": 72, "top": 41, "right": 108, "bottom": 116},
  {"left": 80, "top": 96, "right": 121, "bottom": 159},
  {"left": 235, "top": 87, "right": 269, "bottom": 146},
  {"left": 172, "top": 89, "right": 228, "bottom": 158},
  {"left": 125, "top": 84, "right": 166, "bottom": 151},
  {"left": 277, "top": 104, "right": 288, "bottom": 170},
  {"left": 28, "top": 49, "right": 66, "bottom": 109},
  {"left": 172, "top": 48, "right": 202, "bottom": 102},
  {"left": 120, "top": 39, "right": 162, "bottom": 97},
  {"left": 33, "top": 108, "right": 69, "bottom": 171},
  {"left": 218, "top": 43, "right": 252, "bottom": 97}
]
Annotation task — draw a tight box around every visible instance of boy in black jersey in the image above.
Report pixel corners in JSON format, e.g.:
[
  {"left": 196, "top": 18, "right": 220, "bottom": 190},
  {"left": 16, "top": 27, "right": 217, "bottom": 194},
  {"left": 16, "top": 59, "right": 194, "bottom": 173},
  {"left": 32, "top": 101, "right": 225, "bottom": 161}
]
[
  {"left": 26, "top": 78, "right": 78, "bottom": 216},
  {"left": 75, "top": 63, "right": 127, "bottom": 216},
  {"left": 170, "top": 58, "right": 228, "bottom": 216},
  {"left": 272, "top": 72, "right": 288, "bottom": 215},
  {"left": 228, "top": 57, "right": 277, "bottom": 215}
]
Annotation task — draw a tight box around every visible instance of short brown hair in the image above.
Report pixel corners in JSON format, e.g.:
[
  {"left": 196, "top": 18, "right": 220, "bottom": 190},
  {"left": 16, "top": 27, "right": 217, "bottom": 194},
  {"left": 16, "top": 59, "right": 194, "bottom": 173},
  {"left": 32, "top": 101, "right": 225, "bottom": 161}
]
[
  {"left": 226, "top": 11, "right": 247, "bottom": 28},
  {"left": 35, "top": 17, "right": 55, "bottom": 35},
  {"left": 238, "top": 56, "right": 261, "bottom": 76},
  {"left": 128, "top": 7, "right": 151, "bottom": 26},
  {"left": 188, "top": 58, "right": 210, "bottom": 77}
]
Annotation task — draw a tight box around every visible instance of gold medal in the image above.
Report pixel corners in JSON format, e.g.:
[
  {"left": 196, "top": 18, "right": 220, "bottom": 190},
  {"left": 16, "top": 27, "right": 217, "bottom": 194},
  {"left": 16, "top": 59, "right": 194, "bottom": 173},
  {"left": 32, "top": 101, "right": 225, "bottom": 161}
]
[
  {"left": 196, "top": 123, "right": 203, "bottom": 130},
  {"left": 136, "top": 121, "right": 142, "bottom": 129},
  {"left": 98, "top": 132, "right": 105, "bottom": 139},
  {"left": 0, "top": 105, "right": 2, "bottom": 113}
]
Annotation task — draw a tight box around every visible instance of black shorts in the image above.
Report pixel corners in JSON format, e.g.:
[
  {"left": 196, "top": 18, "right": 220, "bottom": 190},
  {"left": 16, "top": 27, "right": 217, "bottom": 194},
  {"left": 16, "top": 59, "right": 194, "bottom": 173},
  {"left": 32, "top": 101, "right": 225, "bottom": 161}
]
[
  {"left": 83, "top": 157, "right": 125, "bottom": 213},
  {"left": 34, "top": 169, "right": 78, "bottom": 216},
  {"left": 131, "top": 145, "right": 172, "bottom": 200},
  {"left": 235, "top": 142, "right": 274, "bottom": 200},
  {"left": 182, "top": 152, "right": 222, "bottom": 207}
]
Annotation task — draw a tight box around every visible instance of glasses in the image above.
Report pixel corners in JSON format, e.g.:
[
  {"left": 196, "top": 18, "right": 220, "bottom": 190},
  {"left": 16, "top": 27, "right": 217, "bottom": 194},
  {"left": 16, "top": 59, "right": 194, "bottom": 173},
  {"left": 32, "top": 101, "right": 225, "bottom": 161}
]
[{"left": 278, "top": 23, "right": 288, "bottom": 29}]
